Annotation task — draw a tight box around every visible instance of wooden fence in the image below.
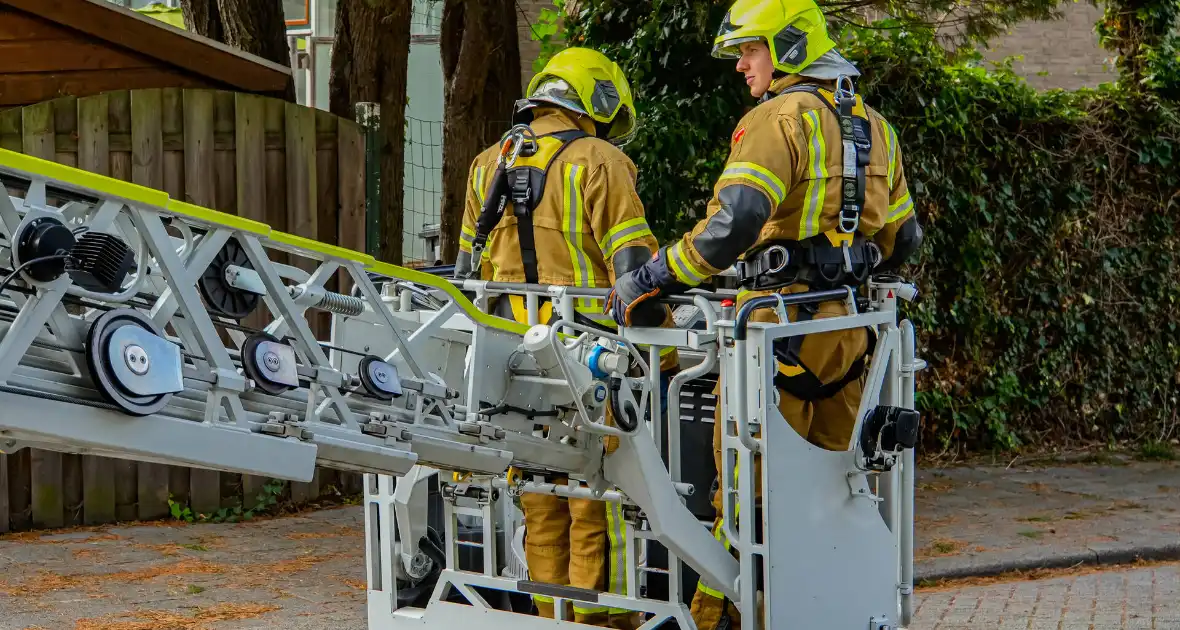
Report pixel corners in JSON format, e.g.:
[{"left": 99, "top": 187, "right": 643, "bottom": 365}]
[{"left": 0, "top": 88, "right": 368, "bottom": 533}]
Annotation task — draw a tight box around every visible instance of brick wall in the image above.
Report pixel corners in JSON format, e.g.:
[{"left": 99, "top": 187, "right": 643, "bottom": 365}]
[{"left": 977, "top": 2, "right": 1115, "bottom": 90}]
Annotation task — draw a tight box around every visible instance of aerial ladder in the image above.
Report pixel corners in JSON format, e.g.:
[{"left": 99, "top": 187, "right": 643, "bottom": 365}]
[{"left": 0, "top": 148, "right": 923, "bottom": 630}]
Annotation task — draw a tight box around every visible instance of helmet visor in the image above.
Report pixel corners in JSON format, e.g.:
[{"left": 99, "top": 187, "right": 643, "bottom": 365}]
[
  {"left": 712, "top": 35, "right": 764, "bottom": 59},
  {"left": 527, "top": 77, "right": 589, "bottom": 117}
]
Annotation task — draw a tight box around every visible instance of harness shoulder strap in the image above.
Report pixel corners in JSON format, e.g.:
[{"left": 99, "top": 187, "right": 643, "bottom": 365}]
[
  {"left": 469, "top": 128, "right": 589, "bottom": 283},
  {"left": 774, "top": 81, "right": 873, "bottom": 236},
  {"left": 508, "top": 129, "right": 589, "bottom": 284}
]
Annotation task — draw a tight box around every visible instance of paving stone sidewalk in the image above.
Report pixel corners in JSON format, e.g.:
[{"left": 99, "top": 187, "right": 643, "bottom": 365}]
[
  {"left": 0, "top": 459, "right": 1175, "bottom": 628},
  {"left": 914, "top": 458, "right": 1180, "bottom": 582}
]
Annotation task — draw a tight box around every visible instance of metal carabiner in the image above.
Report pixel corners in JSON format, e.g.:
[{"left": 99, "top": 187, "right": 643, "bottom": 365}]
[
  {"left": 499, "top": 124, "right": 537, "bottom": 169},
  {"left": 834, "top": 75, "right": 856, "bottom": 105}
]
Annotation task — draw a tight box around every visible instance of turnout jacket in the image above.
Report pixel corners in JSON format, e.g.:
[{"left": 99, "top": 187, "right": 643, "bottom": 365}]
[
  {"left": 458, "top": 108, "right": 678, "bottom": 371},
  {"left": 661, "top": 74, "right": 921, "bottom": 287}
]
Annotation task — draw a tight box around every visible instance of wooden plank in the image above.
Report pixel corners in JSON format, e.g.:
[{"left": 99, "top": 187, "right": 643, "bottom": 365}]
[
  {"left": 337, "top": 119, "right": 366, "bottom": 293},
  {"left": 52, "top": 96, "right": 77, "bottom": 167},
  {"left": 77, "top": 93, "right": 111, "bottom": 175},
  {"left": 221, "top": 471, "right": 240, "bottom": 511},
  {"left": 0, "top": 40, "right": 156, "bottom": 74},
  {"left": 0, "top": 108, "right": 20, "bottom": 151},
  {"left": 108, "top": 91, "right": 132, "bottom": 181},
  {"left": 0, "top": 68, "right": 215, "bottom": 108},
  {"left": 213, "top": 91, "right": 236, "bottom": 212},
  {"left": 77, "top": 93, "right": 117, "bottom": 526},
  {"left": 0, "top": 7, "right": 75, "bottom": 40},
  {"left": 22, "top": 102, "right": 62, "bottom": 529},
  {"left": 182, "top": 89, "right": 216, "bottom": 207},
  {"left": 22, "top": 101, "right": 54, "bottom": 159},
  {"left": 184, "top": 93, "right": 219, "bottom": 514},
  {"left": 114, "top": 460, "right": 137, "bottom": 521},
  {"left": 130, "top": 88, "right": 169, "bottom": 521},
  {"left": 240, "top": 94, "right": 273, "bottom": 335},
  {"left": 286, "top": 102, "right": 316, "bottom": 240},
  {"left": 0, "top": 0, "right": 291, "bottom": 94},
  {"left": 341, "top": 472, "right": 363, "bottom": 497},
  {"left": 62, "top": 454, "right": 82, "bottom": 526},
  {"left": 161, "top": 88, "right": 185, "bottom": 199},
  {"left": 285, "top": 101, "right": 321, "bottom": 335},
  {"left": 30, "top": 450, "right": 63, "bottom": 528},
  {"left": 82, "top": 457, "right": 116, "bottom": 525},
  {"left": 7, "top": 450, "right": 31, "bottom": 530},
  {"left": 315, "top": 111, "right": 339, "bottom": 247},
  {"left": 131, "top": 89, "right": 164, "bottom": 189},
  {"left": 0, "top": 453, "right": 8, "bottom": 533},
  {"left": 315, "top": 110, "right": 339, "bottom": 337},
  {"left": 137, "top": 463, "right": 169, "bottom": 520},
  {"left": 264, "top": 98, "right": 288, "bottom": 232},
  {"left": 51, "top": 130, "right": 338, "bottom": 154},
  {"left": 242, "top": 475, "right": 267, "bottom": 510},
  {"left": 235, "top": 93, "right": 267, "bottom": 222},
  {"left": 189, "top": 469, "right": 221, "bottom": 516},
  {"left": 169, "top": 466, "right": 190, "bottom": 510},
  {"left": 289, "top": 468, "right": 323, "bottom": 505}
]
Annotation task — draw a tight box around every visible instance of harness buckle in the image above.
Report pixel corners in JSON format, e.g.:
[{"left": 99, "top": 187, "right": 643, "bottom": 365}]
[
  {"left": 839, "top": 208, "right": 860, "bottom": 234},
  {"left": 762, "top": 245, "right": 790, "bottom": 275}
]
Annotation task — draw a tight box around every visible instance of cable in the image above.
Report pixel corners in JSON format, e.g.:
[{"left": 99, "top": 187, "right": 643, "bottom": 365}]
[{"left": 0, "top": 254, "right": 70, "bottom": 297}]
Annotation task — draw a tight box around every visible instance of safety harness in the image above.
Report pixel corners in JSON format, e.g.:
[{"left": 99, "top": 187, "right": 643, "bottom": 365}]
[
  {"left": 739, "top": 77, "right": 879, "bottom": 402},
  {"left": 734, "top": 77, "right": 880, "bottom": 292},
  {"left": 468, "top": 125, "right": 589, "bottom": 284}
]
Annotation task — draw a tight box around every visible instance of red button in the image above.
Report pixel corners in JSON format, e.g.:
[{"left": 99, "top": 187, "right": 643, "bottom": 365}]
[{"left": 721, "top": 299, "right": 735, "bottom": 307}]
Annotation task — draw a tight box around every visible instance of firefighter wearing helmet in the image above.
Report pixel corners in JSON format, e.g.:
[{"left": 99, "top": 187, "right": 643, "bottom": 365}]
[
  {"left": 606, "top": 0, "right": 924, "bottom": 627},
  {"left": 456, "top": 46, "right": 678, "bottom": 630}
]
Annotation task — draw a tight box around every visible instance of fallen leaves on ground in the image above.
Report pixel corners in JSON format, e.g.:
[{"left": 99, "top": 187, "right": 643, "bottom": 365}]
[
  {"left": 74, "top": 602, "right": 279, "bottom": 630},
  {"left": 286, "top": 531, "right": 338, "bottom": 540},
  {"left": 0, "top": 530, "right": 121, "bottom": 545},
  {"left": 229, "top": 552, "right": 344, "bottom": 587},
  {"left": 0, "top": 560, "right": 224, "bottom": 597},
  {"left": 915, "top": 538, "right": 967, "bottom": 559}
]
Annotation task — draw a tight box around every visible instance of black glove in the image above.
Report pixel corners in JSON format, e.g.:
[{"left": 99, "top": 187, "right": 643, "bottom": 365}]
[{"left": 607, "top": 247, "right": 678, "bottom": 327}]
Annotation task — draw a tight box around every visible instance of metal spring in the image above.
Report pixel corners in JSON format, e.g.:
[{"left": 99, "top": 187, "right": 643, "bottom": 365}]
[{"left": 314, "top": 291, "right": 365, "bottom": 317}]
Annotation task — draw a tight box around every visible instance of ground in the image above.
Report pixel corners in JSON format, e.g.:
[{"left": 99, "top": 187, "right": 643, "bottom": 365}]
[
  {"left": 0, "top": 459, "right": 1176, "bottom": 629},
  {"left": 913, "top": 563, "right": 1180, "bottom": 629}
]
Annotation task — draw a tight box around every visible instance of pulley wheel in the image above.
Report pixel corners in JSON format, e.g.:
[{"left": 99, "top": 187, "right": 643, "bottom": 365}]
[
  {"left": 358, "top": 355, "right": 402, "bottom": 401},
  {"left": 85, "top": 308, "right": 173, "bottom": 417},
  {"left": 198, "top": 238, "right": 259, "bottom": 320},
  {"left": 241, "top": 331, "right": 297, "bottom": 396}
]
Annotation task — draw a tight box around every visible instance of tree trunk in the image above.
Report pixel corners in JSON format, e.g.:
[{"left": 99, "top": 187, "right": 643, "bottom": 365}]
[
  {"left": 329, "top": 0, "right": 413, "bottom": 265},
  {"left": 181, "top": 0, "right": 224, "bottom": 42},
  {"left": 217, "top": 0, "right": 296, "bottom": 102},
  {"left": 438, "top": 0, "right": 521, "bottom": 265}
]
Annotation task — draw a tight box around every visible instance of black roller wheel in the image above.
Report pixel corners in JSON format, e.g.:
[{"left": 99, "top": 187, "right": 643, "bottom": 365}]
[
  {"left": 241, "top": 331, "right": 296, "bottom": 396},
  {"left": 85, "top": 308, "right": 173, "bottom": 417},
  {"left": 198, "top": 238, "right": 259, "bottom": 320},
  {"left": 358, "top": 355, "right": 401, "bottom": 401}
]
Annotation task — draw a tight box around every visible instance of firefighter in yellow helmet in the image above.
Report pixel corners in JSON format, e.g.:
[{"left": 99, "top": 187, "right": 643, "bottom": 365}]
[
  {"left": 455, "top": 47, "right": 678, "bottom": 629},
  {"left": 606, "top": 0, "right": 923, "bottom": 628}
]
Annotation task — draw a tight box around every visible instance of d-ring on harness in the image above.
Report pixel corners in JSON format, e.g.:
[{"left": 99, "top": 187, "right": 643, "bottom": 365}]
[{"left": 467, "top": 124, "right": 588, "bottom": 284}]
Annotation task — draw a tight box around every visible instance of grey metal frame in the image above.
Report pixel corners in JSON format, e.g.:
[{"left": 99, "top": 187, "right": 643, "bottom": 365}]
[{"left": 0, "top": 154, "right": 922, "bottom": 630}]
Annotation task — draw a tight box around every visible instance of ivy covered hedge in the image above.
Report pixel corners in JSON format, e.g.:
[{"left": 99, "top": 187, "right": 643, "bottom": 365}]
[{"left": 564, "top": 2, "right": 1180, "bottom": 451}]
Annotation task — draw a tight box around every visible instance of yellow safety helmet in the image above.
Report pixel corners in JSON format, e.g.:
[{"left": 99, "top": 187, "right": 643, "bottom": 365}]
[
  {"left": 712, "top": 0, "right": 836, "bottom": 74},
  {"left": 515, "top": 47, "right": 637, "bottom": 146}
]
